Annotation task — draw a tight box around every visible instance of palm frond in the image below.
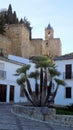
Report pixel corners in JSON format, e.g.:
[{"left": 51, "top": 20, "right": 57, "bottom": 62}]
[
  {"left": 49, "top": 69, "right": 61, "bottom": 77},
  {"left": 29, "top": 70, "right": 39, "bottom": 79},
  {"left": 31, "top": 56, "right": 55, "bottom": 69},
  {"left": 15, "top": 65, "right": 30, "bottom": 75},
  {"left": 17, "top": 75, "right": 27, "bottom": 85},
  {"left": 55, "top": 78, "right": 66, "bottom": 86},
  {"left": 14, "top": 73, "right": 20, "bottom": 76}
]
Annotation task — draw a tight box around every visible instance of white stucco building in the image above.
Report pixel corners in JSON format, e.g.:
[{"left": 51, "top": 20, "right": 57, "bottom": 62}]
[
  {"left": 54, "top": 53, "right": 73, "bottom": 105},
  {"left": 0, "top": 54, "right": 36, "bottom": 103},
  {"left": 0, "top": 55, "right": 28, "bottom": 103},
  {"left": 1, "top": 53, "right": 73, "bottom": 105}
]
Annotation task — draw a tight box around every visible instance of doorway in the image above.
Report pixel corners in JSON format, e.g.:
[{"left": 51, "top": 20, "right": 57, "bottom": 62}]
[
  {"left": 9, "top": 85, "right": 14, "bottom": 102},
  {"left": 0, "top": 84, "right": 7, "bottom": 102}
]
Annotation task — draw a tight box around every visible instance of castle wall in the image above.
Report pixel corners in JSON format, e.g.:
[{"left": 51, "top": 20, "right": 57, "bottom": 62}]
[
  {"left": 21, "top": 38, "right": 46, "bottom": 58},
  {"left": 0, "top": 24, "right": 62, "bottom": 58},
  {"left": 5, "top": 24, "right": 22, "bottom": 56},
  {"left": 5, "top": 24, "right": 30, "bottom": 57},
  {"left": 21, "top": 24, "right": 30, "bottom": 43},
  {"left": 30, "top": 39, "right": 44, "bottom": 57},
  {"left": 21, "top": 43, "right": 30, "bottom": 58},
  {"left": 44, "top": 38, "right": 62, "bottom": 56},
  {"left": 41, "top": 41, "right": 47, "bottom": 55},
  {"left": 0, "top": 34, "right": 12, "bottom": 56},
  {"left": 21, "top": 25, "right": 30, "bottom": 58}
]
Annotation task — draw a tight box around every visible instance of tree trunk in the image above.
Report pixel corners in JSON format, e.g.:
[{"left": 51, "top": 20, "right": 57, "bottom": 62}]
[{"left": 40, "top": 68, "right": 43, "bottom": 106}]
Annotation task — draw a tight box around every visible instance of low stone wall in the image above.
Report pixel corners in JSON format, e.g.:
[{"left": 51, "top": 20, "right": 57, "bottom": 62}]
[
  {"left": 12, "top": 105, "right": 55, "bottom": 121},
  {"left": 54, "top": 114, "right": 73, "bottom": 126},
  {"left": 12, "top": 105, "right": 73, "bottom": 127}
]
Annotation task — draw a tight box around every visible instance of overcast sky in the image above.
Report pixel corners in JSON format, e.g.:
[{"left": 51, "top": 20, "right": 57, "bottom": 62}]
[{"left": 0, "top": 0, "right": 73, "bottom": 55}]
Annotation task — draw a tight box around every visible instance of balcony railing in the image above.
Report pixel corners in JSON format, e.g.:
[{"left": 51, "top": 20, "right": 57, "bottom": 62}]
[
  {"left": 0, "top": 70, "right": 6, "bottom": 79},
  {"left": 63, "top": 72, "right": 73, "bottom": 79}
]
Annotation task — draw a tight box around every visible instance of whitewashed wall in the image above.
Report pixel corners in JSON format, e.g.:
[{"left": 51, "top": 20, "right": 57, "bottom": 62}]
[
  {"left": 0, "top": 59, "right": 25, "bottom": 103},
  {"left": 55, "top": 59, "right": 73, "bottom": 105},
  {"left": 5, "top": 54, "right": 73, "bottom": 105}
]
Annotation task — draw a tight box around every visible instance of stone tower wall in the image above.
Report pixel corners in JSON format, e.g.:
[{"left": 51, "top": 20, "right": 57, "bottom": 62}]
[
  {"left": 0, "top": 34, "right": 12, "bottom": 57},
  {"left": 20, "top": 25, "right": 30, "bottom": 58},
  {"left": 45, "top": 28, "right": 54, "bottom": 40},
  {"left": 5, "top": 24, "right": 30, "bottom": 57},
  {"left": 45, "top": 38, "right": 61, "bottom": 56},
  {"left": 30, "top": 39, "right": 43, "bottom": 57}
]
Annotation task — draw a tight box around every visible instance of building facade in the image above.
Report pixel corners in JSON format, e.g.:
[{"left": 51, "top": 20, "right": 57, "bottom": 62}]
[
  {"left": 55, "top": 53, "right": 73, "bottom": 105},
  {"left": 0, "top": 54, "right": 36, "bottom": 103},
  {"left": 0, "top": 56, "right": 28, "bottom": 103},
  {"left": 1, "top": 53, "right": 73, "bottom": 105},
  {"left": 0, "top": 23, "right": 62, "bottom": 58}
]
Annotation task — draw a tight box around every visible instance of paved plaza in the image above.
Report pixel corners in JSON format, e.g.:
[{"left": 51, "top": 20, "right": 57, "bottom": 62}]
[{"left": 0, "top": 104, "right": 72, "bottom": 130}]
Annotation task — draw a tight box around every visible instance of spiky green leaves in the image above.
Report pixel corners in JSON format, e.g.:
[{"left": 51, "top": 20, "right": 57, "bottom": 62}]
[
  {"left": 49, "top": 68, "right": 61, "bottom": 77},
  {"left": 17, "top": 76, "right": 26, "bottom": 85},
  {"left": 29, "top": 70, "right": 39, "bottom": 80},
  {"left": 14, "top": 65, "right": 30, "bottom": 76},
  {"left": 55, "top": 78, "right": 66, "bottom": 86},
  {"left": 31, "top": 56, "right": 54, "bottom": 69},
  {"left": 15, "top": 65, "right": 30, "bottom": 86}
]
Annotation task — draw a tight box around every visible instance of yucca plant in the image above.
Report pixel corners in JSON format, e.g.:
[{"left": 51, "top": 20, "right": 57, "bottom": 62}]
[{"left": 15, "top": 56, "right": 65, "bottom": 106}]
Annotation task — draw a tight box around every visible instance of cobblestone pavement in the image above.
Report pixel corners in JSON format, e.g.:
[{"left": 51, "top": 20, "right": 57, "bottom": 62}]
[{"left": 0, "top": 104, "right": 73, "bottom": 130}]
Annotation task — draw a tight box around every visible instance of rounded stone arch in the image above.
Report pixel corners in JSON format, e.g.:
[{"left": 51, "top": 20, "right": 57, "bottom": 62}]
[{"left": 0, "top": 34, "right": 12, "bottom": 57}]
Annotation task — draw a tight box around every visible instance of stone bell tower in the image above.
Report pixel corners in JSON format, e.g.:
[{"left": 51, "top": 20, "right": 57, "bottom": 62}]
[
  {"left": 45, "top": 23, "right": 62, "bottom": 56},
  {"left": 45, "top": 24, "right": 54, "bottom": 40}
]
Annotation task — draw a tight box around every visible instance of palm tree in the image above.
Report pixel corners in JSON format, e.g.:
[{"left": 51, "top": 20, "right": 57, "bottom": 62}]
[{"left": 15, "top": 56, "right": 65, "bottom": 106}]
